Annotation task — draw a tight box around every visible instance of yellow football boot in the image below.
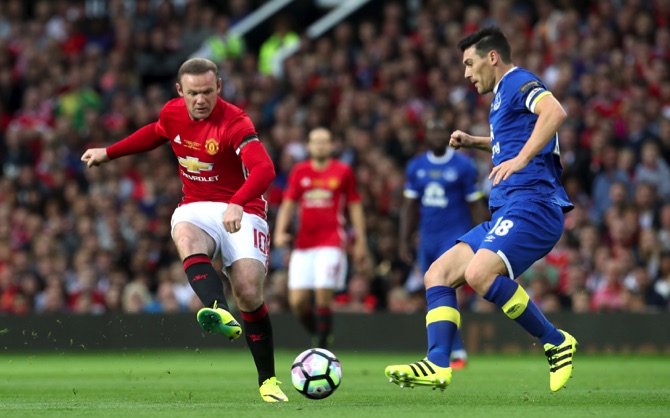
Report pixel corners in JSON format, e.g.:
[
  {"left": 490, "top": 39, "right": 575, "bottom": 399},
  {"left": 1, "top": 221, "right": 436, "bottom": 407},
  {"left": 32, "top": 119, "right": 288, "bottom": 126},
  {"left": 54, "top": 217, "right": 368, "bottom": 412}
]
[
  {"left": 384, "top": 358, "right": 452, "bottom": 391},
  {"left": 259, "top": 377, "right": 288, "bottom": 402},
  {"left": 196, "top": 301, "right": 242, "bottom": 341},
  {"left": 544, "top": 330, "right": 578, "bottom": 392}
]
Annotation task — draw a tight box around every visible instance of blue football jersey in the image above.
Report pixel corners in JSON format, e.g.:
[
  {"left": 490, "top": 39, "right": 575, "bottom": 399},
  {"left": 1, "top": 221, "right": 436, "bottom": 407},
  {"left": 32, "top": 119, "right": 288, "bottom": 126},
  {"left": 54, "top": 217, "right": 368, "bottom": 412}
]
[
  {"left": 488, "top": 67, "right": 573, "bottom": 212},
  {"left": 405, "top": 148, "right": 483, "bottom": 245}
]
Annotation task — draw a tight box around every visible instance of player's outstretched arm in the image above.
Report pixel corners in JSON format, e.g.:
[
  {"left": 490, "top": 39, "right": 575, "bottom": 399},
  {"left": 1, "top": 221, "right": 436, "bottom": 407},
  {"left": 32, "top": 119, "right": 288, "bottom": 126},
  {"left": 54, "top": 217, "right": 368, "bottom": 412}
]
[
  {"left": 81, "top": 123, "right": 169, "bottom": 168},
  {"left": 450, "top": 130, "right": 492, "bottom": 152},
  {"left": 273, "top": 199, "right": 296, "bottom": 248},
  {"left": 348, "top": 201, "right": 370, "bottom": 267},
  {"left": 81, "top": 148, "right": 110, "bottom": 168},
  {"left": 226, "top": 140, "right": 276, "bottom": 233},
  {"left": 398, "top": 197, "right": 419, "bottom": 264},
  {"left": 489, "top": 94, "right": 567, "bottom": 186}
]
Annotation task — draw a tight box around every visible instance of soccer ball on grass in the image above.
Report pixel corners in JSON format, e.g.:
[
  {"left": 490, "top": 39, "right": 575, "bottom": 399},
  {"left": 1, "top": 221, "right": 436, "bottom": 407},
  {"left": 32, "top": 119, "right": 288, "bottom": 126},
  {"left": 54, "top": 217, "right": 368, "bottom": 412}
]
[{"left": 290, "top": 348, "right": 342, "bottom": 399}]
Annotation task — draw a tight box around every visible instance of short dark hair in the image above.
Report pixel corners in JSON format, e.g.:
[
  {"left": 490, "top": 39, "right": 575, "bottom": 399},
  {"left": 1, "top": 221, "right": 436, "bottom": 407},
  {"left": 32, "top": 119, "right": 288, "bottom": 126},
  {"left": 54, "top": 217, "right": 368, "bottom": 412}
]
[
  {"left": 457, "top": 27, "right": 512, "bottom": 63},
  {"left": 177, "top": 58, "right": 218, "bottom": 84}
]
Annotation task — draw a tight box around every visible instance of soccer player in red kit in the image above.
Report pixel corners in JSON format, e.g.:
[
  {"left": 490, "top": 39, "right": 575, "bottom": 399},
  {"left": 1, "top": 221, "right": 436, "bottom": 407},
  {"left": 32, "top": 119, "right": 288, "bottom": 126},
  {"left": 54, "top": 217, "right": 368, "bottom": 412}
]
[
  {"left": 273, "top": 127, "right": 368, "bottom": 348},
  {"left": 81, "top": 58, "right": 288, "bottom": 402}
]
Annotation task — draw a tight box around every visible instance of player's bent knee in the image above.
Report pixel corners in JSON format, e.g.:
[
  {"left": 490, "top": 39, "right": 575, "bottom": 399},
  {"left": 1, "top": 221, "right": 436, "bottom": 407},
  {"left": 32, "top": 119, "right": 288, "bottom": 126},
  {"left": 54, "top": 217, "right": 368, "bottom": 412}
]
[
  {"left": 232, "top": 283, "right": 263, "bottom": 311},
  {"left": 463, "top": 264, "right": 493, "bottom": 294},
  {"left": 172, "top": 223, "right": 213, "bottom": 256},
  {"left": 424, "top": 265, "right": 458, "bottom": 288},
  {"left": 424, "top": 267, "right": 443, "bottom": 288}
]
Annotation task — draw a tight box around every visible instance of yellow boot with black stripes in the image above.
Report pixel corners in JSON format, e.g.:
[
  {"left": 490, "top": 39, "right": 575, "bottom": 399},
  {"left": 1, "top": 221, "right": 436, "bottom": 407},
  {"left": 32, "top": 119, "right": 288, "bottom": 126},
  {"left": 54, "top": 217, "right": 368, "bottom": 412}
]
[
  {"left": 544, "top": 330, "right": 577, "bottom": 392},
  {"left": 384, "top": 358, "right": 452, "bottom": 391}
]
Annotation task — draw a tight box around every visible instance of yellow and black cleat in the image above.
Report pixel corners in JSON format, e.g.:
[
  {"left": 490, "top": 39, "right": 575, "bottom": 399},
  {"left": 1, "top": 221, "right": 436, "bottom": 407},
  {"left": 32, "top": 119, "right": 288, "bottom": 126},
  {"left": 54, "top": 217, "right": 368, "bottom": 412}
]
[
  {"left": 196, "top": 301, "right": 242, "bottom": 341},
  {"left": 260, "top": 377, "right": 288, "bottom": 402},
  {"left": 545, "top": 330, "right": 578, "bottom": 392},
  {"left": 384, "top": 358, "right": 452, "bottom": 391}
]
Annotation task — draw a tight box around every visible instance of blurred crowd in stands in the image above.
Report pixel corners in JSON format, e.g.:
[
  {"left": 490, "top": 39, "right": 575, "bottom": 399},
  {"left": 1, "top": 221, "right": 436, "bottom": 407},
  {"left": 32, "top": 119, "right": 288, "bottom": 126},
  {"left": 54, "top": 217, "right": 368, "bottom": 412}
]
[{"left": 1, "top": 0, "right": 670, "bottom": 316}]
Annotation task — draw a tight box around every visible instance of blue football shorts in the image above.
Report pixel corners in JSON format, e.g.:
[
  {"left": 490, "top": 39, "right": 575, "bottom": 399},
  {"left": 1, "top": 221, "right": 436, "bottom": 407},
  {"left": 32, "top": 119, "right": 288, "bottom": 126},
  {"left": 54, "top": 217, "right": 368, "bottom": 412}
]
[
  {"left": 418, "top": 236, "right": 459, "bottom": 275},
  {"left": 457, "top": 199, "right": 564, "bottom": 279}
]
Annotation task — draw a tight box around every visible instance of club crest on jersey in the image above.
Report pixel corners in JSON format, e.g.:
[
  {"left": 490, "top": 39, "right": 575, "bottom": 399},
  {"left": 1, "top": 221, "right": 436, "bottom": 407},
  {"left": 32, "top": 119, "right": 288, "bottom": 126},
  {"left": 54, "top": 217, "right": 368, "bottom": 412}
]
[
  {"left": 328, "top": 177, "right": 340, "bottom": 189},
  {"left": 492, "top": 92, "right": 501, "bottom": 111},
  {"left": 205, "top": 138, "right": 219, "bottom": 155},
  {"left": 443, "top": 169, "right": 458, "bottom": 182},
  {"left": 178, "top": 156, "right": 213, "bottom": 173}
]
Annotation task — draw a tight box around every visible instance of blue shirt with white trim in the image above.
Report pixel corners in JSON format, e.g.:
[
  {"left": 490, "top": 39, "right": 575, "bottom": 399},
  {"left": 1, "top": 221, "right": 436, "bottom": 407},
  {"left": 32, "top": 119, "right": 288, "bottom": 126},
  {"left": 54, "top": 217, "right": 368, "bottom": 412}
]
[
  {"left": 405, "top": 148, "right": 482, "bottom": 244},
  {"left": 488, "top": 67, "right": 573, "bottom": 212}
]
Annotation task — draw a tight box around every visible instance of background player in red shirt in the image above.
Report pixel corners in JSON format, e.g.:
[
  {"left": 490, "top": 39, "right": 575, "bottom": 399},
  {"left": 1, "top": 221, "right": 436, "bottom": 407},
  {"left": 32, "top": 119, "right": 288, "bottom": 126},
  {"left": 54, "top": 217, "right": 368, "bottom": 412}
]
[
  {"left": 273, "top": 127, "right": 369, "bottom": 348},
  {"left": 81, "top": 58, "right": 287, "bottom": 403}
]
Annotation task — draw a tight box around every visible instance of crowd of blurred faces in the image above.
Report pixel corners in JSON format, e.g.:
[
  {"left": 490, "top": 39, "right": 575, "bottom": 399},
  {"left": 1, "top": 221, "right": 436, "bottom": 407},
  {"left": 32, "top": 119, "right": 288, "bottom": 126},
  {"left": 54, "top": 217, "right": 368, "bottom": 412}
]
[{"left": 1, "top": 0, "right": 669, "bottom": 316}]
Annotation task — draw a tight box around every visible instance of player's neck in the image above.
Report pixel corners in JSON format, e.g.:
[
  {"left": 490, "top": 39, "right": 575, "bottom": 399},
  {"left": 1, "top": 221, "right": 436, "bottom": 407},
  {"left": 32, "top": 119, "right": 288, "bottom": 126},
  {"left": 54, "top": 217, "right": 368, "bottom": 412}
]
[
  {"left": 310, "top": 158, "right": 331, "bottom": 171},
  {"left": 494, "top": 64, "right": 516, "bottom": 90}
]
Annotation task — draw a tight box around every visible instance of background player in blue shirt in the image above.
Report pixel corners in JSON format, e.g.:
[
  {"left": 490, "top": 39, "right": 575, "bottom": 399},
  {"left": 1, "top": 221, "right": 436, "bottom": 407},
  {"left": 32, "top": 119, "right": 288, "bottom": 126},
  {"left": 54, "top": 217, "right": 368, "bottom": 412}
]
[
  {"left": 399, "top": 118, "right": 487, "bottom": 369},
  {"left": 386, "top": 27, "right": 577, "bottom": 393}
]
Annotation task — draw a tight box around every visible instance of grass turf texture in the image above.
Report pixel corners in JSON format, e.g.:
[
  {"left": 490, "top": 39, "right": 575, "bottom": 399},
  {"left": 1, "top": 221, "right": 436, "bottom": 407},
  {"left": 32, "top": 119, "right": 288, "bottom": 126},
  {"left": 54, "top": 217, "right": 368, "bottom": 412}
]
[{"left": 1, "top": 350, "right": 668, "bottom": 417}]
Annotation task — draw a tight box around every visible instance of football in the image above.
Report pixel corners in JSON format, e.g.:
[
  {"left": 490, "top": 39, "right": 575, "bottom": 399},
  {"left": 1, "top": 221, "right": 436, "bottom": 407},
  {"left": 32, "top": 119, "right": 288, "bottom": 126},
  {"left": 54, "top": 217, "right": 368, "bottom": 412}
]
[{"left": 290, "top": 348, "right": 342, "bottom": 399}]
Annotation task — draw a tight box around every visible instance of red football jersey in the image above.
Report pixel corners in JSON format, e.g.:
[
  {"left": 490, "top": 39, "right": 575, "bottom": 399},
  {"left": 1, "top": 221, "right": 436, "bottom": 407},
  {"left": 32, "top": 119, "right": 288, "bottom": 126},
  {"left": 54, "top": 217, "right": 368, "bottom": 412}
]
[
  {"left": 284, "top": 160, "right": 361, "bottom": 249},
  {"left": 155, "top": 97, "right": 268, "bottom": 218}
]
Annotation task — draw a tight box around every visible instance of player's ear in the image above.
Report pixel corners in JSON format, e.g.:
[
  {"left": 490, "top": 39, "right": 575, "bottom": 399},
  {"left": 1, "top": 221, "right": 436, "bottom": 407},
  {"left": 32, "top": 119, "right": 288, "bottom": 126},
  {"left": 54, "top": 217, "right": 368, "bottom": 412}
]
[
  {"left": 489, "top": 50, "right": 498, "bottom": 65},
  {"left": 217, "top": 78, "right": 222, "bottom": 93},
  {"left": 176, "top": 82, "right": 184, "bottom": 97}
]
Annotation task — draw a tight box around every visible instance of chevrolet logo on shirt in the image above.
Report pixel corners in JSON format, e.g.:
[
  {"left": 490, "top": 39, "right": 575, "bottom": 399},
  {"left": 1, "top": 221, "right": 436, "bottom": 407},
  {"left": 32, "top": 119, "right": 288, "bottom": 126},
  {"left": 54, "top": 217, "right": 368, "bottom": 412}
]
[{"left": 178, "top": 156, "right": 213, "bottom": 173}]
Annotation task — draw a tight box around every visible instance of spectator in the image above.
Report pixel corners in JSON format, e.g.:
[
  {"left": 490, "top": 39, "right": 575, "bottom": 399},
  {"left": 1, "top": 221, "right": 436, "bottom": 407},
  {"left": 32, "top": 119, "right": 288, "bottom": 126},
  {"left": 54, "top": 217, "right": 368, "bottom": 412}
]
[
  {"left": 0, "top": 0, "right": 669, "bottom": 316},
  {"left": 258, "top": 15, "right": 299, "bottom": 77},
  {"left": 333, "top": 273, "right": 378, "bottom": 314},
  {"left": 191, "top": 14, "right": 244, "bottom": 63},
  {"left": 592, "top": 261, "right": 625, "bottom": 312},
  {"left": 635, "top": 141, "right": 670, "bottom": 200}
]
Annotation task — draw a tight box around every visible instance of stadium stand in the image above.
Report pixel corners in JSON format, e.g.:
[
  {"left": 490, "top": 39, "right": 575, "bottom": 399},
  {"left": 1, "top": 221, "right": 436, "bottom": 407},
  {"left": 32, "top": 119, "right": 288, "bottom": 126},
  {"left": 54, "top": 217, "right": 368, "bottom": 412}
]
[{"left": 0, "top": 0, "right": 669, "bottom": 316}]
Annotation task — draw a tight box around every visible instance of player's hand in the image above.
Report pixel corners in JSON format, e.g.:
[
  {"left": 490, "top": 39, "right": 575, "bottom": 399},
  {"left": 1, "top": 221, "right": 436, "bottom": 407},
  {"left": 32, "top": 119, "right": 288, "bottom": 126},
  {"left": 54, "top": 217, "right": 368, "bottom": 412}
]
[
  {"left": 223, "top": 203, "right": 244, "bottom": 233},
  {"left": 398, "top": 241, "right": 414, "bottom": 265},
  {"left": 352, "top": 241, "right": 373, "bottom": 276},
  {"left": 273, "top": 231, "right": 292, "bottom": 248},
  {"left": 81, "top": 148, "right": 110, "bottom": 167},
  {"left": 449, "top": 130, "right": 471, "bottom": 150},
  {"left": 352, "top": 241, "right": 369, "bottom": 265},
  {"left": 489, "top": 155, "right": 530, "bottom": 186}
]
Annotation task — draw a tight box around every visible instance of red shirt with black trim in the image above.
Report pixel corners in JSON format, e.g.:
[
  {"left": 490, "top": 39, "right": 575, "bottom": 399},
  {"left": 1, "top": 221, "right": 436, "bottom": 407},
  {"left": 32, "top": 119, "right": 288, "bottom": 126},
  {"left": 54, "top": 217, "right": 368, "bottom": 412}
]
[
  {"left": 107, "top": 97, "right": 271, "bottom": 218},
  {"left": 284, "top": 160, "right": 360, "bottom": 249}
]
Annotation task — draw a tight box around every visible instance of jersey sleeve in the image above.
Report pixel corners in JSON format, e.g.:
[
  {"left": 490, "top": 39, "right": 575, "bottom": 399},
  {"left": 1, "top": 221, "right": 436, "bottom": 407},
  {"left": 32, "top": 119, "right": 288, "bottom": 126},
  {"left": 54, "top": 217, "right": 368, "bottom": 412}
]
[
  {"left": 226, "top": 113, "right": 258, "bottom": 152},
  {"left": 343, "top": 165, "right": 361, "bottom": 204},
  {"left": 403, "top": 159, "right": 420, "bottom": 199},
  {"left": 462, "top": 158, "right": 483, "bottom": 202},
  {"left": 512, "top": 73, "right": 552, "bottom": 114},
  {"left": 283, "top": 166, "right": 302, "bottom": 201},
  {"left": 155, "top": 111, "right": 168, "bottom": 138},
  {"left": 106, "top": 122, "right": 169, "bottom": 160}
]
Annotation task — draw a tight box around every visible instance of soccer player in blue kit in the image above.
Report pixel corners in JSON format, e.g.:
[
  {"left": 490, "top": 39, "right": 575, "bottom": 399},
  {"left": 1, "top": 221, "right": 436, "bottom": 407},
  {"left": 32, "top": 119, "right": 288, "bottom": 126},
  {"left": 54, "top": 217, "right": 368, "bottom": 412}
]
[
  {"left": 385, "top": 27, "right": 577, "bottom": 393},
  {"left": 398, "top": 118, "right": 487, "bottom": 369}
]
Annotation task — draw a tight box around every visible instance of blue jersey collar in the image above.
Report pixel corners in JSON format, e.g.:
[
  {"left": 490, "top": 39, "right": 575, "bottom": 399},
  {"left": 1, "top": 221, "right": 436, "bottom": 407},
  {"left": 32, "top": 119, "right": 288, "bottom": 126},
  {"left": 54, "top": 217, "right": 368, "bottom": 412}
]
[
  {"left": 427, "top": 147, "right": 454, "bottom": 164},
  {"left": 493, "top": 66, "right": 518, "bottom": 94}
]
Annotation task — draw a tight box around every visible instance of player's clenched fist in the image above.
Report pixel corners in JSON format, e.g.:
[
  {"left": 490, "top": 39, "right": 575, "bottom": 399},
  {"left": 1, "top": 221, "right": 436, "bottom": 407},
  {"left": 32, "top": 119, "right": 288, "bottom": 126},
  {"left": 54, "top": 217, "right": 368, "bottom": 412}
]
[
  {"left": 81, "top": 148, "right": 110, "bottom": 168},
  {"left": 449, "top": 130, "right": 471, "bottom": 150},
  {"left": 223, "top": 203, "right": 244, "bottom": 234}
]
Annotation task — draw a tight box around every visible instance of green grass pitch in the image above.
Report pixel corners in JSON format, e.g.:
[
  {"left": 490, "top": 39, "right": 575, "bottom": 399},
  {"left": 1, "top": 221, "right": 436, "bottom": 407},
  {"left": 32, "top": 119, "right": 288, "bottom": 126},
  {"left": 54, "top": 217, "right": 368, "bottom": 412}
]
[{"left": 1, "top": 349, "right": 669, "bottom": 417}]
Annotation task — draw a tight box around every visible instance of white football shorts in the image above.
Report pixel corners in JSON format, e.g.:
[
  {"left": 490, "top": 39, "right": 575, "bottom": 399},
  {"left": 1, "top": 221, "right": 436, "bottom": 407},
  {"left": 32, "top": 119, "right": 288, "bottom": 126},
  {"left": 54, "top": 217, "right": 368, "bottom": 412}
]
[
  {"left": 171, "top": 201, "right": 269, "bottom": 271},
  {"left": 288, "top": 247, "right": 347, "bottom": 290}
]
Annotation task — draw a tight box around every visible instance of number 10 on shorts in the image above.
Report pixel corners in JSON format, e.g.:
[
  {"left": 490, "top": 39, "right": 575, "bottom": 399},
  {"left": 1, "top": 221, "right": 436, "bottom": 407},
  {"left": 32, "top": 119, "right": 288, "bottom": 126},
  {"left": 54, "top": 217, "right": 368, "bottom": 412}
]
[{"left": 253, "top": 228, "right": 269, "bottom": 254}]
